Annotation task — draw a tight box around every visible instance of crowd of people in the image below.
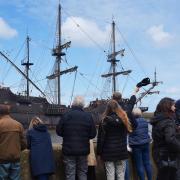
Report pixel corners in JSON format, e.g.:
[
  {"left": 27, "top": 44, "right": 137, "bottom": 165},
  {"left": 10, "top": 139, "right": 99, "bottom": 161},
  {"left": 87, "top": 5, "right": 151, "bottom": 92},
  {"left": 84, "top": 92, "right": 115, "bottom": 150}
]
[{"left": 0, "top": 88, "right": 180, "bottom": 180}]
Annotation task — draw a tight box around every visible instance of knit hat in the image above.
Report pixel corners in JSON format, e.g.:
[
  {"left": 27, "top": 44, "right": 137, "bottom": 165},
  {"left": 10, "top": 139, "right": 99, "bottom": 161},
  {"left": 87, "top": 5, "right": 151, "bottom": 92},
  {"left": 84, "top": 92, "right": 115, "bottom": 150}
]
[{"left": 175, "top": 99, "right": 180, "bottom": 109}]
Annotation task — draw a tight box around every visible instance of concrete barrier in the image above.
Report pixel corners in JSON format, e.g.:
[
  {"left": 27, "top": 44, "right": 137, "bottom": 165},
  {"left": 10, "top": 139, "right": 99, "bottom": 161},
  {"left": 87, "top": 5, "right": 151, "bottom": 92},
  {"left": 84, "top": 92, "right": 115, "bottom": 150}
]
[{"left": 21, "top": 143, "right": 157, "bottom": 180}]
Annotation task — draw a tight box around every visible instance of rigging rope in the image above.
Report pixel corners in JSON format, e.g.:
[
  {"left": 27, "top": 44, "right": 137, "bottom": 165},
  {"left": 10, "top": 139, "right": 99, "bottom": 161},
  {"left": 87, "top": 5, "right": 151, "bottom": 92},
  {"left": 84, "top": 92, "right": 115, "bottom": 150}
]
[
  {"left": 121, "top": 74, "right": 130, "bottom": 95},
  {"left": 61, "top": 6, "right": 107, "bottom": 53},
  {"left": 116, "top": 25, "right": 148, "bottom": 77},
  {"left": 29, "top": 69, "right": 53, "bottom": 103},
  {"left": 69, "top": 70, "right": 77, "bottom": 106},
  {"left": 85, "top": 29, "right": 112, "bottom": 98},
  {"left": 64, "top": 60, "right": 102, "bottom": 93},
  {"left": 2, "top": 40, "right": 26, "bottom": 83}
]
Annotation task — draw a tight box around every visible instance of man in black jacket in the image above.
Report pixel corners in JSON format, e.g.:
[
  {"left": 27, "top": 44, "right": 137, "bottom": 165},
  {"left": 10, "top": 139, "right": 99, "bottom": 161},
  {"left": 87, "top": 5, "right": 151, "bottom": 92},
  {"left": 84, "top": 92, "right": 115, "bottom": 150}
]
[
  {"left": 56, "top": 96, "right": 96, "bottom": 180},
  {"left": 112, "top": 87, "right": 139, "bottom": 129},
  {"left": 175, "top": 99, "right": 180, "bottom": 180}
]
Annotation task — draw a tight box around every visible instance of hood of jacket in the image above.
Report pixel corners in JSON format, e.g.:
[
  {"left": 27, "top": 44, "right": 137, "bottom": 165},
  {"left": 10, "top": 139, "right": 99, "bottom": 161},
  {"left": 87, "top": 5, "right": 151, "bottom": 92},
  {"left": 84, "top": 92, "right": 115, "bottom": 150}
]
[
  {"left": 34, "top": 124, "right": 47, "bottom": 132},
  {"left": 151, "top": 113, "right": 167, "bottom": 126}
]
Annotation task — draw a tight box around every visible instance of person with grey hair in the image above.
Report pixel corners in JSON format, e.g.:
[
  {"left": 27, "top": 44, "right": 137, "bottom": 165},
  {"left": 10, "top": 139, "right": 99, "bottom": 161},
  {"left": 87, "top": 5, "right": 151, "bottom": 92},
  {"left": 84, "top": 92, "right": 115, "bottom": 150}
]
[
  {"left": 56, "top": 96, "right": 96, "bottom": 180},
  {"left": 128, "top": 107, "right": 152, "bottom": 180},
  {"left": 72, "top": 95, "right": 85, "bottom": 107}
]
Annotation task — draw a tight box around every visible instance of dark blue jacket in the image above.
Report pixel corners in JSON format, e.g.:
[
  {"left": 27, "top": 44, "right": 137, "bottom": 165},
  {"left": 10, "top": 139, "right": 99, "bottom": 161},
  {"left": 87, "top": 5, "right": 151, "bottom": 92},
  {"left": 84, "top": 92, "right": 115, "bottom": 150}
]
[
  {"left": 129, "top": 117, "right": 150, "bottom": 146},
  {"left": 26, "top": 124, "right": 55, "bottom": 176},
  {"left": 56, "top": 106, "right": 96, "bottom": 156}
]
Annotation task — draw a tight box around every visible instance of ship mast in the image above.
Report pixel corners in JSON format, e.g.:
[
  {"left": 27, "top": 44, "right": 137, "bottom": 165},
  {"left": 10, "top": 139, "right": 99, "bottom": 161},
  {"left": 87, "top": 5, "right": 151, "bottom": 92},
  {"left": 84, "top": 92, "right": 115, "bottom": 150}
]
[
  {"left": 101, "top": 21, "right": 131, "bottom": 93},
  {"left": 21, "top": 36, "right": 33, "bottom": 98},
  {"left": 136, "top": 69, "right": 163, "bottom": 103},
  {"left": 47, "top": 3, "right": 77, "bottom": 105},
  {"left": 112, "top": 21, "right": 116, "bottom": 92},
  {"left": 0, "top": 51, "right": 46, "bottom": 97},
  {"left": 57, "top": 4, "right": 61, "bottom": 105}
]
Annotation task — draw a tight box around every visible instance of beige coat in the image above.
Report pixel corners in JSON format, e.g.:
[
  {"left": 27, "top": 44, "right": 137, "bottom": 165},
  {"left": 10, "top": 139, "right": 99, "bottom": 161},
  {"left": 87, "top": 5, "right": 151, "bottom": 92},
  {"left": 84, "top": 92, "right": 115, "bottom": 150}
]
[{"left": 87, "top": 140, "right": 97, "bottom": 166}]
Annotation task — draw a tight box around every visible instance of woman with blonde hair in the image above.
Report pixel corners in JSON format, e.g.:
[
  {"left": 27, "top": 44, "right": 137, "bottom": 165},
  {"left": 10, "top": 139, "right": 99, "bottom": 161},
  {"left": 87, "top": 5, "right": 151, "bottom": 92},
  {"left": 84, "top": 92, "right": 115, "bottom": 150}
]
[
  {"left": 129, "top": 108, "right": 152, "bottom": 180},
  {"left": 26, "top": 117, "right": 55, "bottom": 180},
  {"left": 97, "top": 100, "right": 136, "bottom": 180}
]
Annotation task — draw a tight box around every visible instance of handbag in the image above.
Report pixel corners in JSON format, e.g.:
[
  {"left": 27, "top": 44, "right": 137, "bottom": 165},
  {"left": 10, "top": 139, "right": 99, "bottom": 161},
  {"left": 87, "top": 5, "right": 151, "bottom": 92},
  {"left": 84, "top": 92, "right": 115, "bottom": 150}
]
[{"left": 159, "top": 157, "right": 177, "bottom": 170}]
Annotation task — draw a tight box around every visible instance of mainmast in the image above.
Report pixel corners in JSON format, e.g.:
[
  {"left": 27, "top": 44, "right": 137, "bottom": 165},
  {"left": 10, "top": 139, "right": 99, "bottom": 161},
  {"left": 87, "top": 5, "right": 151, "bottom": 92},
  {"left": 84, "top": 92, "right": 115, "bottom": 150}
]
[
  {"left": 21, "top": 36, "right": 33, "bottom": 98},
  {"left": 112, "top": 21, "right": 116, "bottom": 92},
  {"left": 47, "top": 3, "right": 77, "bottom": 105},
  {"left": 57, "top": 4, "right": 61, "bottom": 105},
  {"left": 101, "top": 21, "right": 131, "bottom": 93}
]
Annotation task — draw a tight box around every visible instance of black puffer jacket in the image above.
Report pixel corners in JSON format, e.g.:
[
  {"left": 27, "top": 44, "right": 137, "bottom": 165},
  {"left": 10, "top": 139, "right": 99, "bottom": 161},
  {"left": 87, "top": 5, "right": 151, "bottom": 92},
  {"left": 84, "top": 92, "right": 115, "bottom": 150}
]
[
  {"left": 56, "top": 106, "right": 96, "bottom": 156},
  {"left": 97, "top": 113, "right": 128, "bottom": 161},
  {"left": 151, "top": 113, "right": 180, "bottom": 166}
]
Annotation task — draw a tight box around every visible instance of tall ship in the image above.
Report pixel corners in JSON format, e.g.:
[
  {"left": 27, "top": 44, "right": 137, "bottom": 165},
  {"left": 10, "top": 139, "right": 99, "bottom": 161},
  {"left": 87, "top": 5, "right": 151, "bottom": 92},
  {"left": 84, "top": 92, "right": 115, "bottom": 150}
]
[
  {"left": 86, "top": 20, "right": 162, "bottom": 121},
  {"left": 0, "top": 4, "right": 162, "bottom": 127},
  {"left": 0, "top": 4, "right": 77, "bottom": 128}
]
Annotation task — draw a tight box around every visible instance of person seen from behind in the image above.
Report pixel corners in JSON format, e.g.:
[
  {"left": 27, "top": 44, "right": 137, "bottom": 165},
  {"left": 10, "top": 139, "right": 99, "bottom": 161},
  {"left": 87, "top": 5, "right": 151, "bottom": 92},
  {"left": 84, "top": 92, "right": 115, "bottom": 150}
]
[
  {"left": 151, "top": 97, "right": 180, "bottom": 180},
  {"left": 112, "top": 86, "right": 139, "bottom": 180},
  {"left": 112, "top": 87, "right": 139, "bottom": 119},
  {"left": 175, "top": 99, "right": 180, "bottom": 180},
  {"left": 26, "top": 117, "right": 55, "bottom": 180},
  {"left": 0, "top": 104, "right": 26, "bottom": 180},
  {"left": 97, "top": 99, "right": 135, "bottom": 180},
  {"left": 56, "top": 96, "right": 96, "bottom": 180},
  {"left": 129, "top": 107, "right": 152, "bottom": 180}
]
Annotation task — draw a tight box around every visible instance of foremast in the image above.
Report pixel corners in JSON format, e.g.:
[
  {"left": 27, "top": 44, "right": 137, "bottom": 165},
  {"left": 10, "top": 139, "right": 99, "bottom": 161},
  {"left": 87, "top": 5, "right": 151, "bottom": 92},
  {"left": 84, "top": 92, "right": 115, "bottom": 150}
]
[
  {"left": 21, "top": 36, "right": 34, "bottom": 99},
  {"left": 101, "top": 21, "right": 131, "bottom": 93}
]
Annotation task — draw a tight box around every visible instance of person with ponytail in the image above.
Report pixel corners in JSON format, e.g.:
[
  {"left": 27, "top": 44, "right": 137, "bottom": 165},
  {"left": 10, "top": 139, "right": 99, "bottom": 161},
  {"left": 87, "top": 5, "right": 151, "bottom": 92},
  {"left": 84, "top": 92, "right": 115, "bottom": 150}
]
[{"left": 97, "top": 100, "right": 133, "bottom": 180}]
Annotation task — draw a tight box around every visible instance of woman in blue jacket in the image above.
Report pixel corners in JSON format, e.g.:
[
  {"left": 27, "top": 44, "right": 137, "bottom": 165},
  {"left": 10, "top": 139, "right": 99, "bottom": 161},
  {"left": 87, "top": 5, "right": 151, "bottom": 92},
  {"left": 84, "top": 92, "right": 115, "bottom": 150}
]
[
  {"left": 129, "top": 108, "right": 152, "bottom": 180},
  {"left": 26, "top": 117, "right": 55, "bottom": 180}
]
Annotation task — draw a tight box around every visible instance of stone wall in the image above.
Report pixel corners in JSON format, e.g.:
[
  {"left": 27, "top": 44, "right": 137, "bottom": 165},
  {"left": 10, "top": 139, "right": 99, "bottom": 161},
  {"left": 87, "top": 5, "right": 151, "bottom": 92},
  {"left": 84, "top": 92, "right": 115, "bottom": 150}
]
[{"left": 21, "top": 143, "right": 157, "bottom": 180}]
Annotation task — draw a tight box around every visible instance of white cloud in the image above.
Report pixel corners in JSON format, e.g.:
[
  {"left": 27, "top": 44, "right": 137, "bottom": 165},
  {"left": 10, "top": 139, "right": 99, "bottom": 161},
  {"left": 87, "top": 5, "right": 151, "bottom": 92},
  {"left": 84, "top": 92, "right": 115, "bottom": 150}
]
[
  {"left": 62, "top": 16, "right": 114, "bottom": 47},
  {"left": 0, "top": 17, "right": 18, "bottom": 39},
  {"left": 164, "top": 87, "right": 180, "bottom": 95},
  {"left": 146, "top": 25, "right": 173, "bottom": 47}
]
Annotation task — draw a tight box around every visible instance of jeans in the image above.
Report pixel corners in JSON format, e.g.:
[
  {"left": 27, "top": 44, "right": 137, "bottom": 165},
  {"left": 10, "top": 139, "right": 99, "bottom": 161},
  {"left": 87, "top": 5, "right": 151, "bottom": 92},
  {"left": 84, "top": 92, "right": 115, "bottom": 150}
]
[
  {"left": 157, "top": 166, "right": 176, "bottom": 180},
  {"left": 175, "top": 153, "right": 180, "bottom": 180},
  {"left": 63, "top": 155, "right": 88, "bottom": 180},
  {"left": 104, "top": 160, "right": 126, "bottom": 180},
  {"left": 124, "top": 160, "right": 130, "bottom": 180},
  {"left": 131, "top": 143, "right": 152, "bottom": 180},
  {"left": 0, "top": 162, "right": 21, "bottom": 180},
  {"left": 37, "top": 174, "right": 49, "bottom": 180}
]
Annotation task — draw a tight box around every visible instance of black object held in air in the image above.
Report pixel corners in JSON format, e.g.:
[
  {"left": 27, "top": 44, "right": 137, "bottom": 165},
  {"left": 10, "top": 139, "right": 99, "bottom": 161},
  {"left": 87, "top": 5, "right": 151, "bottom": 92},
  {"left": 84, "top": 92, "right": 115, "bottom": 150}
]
[{"left": 136, "top": 77, "right": 150, "bottom": 88}]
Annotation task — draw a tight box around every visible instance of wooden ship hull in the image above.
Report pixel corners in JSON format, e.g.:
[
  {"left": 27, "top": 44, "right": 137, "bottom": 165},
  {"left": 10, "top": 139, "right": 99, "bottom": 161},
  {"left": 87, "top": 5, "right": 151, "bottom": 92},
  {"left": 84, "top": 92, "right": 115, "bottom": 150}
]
[{"left": 0, "top": 87, "right": 67, "bottom": 128}]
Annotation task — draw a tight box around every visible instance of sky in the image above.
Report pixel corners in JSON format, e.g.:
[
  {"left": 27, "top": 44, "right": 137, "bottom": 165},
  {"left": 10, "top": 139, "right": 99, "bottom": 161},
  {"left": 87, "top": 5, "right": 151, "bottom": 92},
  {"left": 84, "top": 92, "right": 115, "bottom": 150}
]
[{"left": 0, "top": 0, "right": 180, "bottom": 112}]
